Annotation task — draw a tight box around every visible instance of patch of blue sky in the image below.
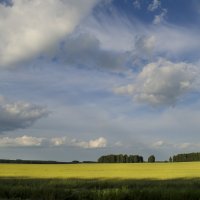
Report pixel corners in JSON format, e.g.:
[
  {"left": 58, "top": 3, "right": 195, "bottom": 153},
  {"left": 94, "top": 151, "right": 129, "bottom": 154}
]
[
  {"left": 0, "top": 0, "right": 12, "bottom": 6},
  {"left": 95, "top": 1, "right": 155, "bottom": 27},
  {"left": 161, "top": 0, "right": 200, "bottom": 26},
  {"left": 98, "top": 0, "right": 200, "bottom": 27}
]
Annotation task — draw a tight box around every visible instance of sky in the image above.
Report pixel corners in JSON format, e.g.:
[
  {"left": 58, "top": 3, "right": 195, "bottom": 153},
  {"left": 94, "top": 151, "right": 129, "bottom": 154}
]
[{"left": 0, "top": 0, "right": 200, "bottom": 162}]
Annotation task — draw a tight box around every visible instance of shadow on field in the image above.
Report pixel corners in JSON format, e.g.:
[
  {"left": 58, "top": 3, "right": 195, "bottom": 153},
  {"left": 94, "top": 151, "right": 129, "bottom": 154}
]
[{"left": 0, "top": 177, "right": 200, "bottom": 200}]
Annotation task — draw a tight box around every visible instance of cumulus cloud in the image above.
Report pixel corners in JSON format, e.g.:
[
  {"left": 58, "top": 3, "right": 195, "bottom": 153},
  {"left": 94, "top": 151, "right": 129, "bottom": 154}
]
[
  {"left": 51, "top": 136, "right": 107, "bottom": 149},
  {"left": 0, "top": 0, "right": 98, "bottom": 67},
  {"left": 114, "top": 59, "right": 198, "bottom": 106},
  {"left": 87, "top": 137, "right": 107, "bottom": 148},
  {"left": 0, "top": 135, "right": 107, "bottom": 148},
  {"left": 148, "top": 0, "right": 161, "bottom": 11},
  {"left": 0, "top": 135, "right": 45, "bottom": 147},
  {"left": 0, "top": 96, "right": 49, "bottom": 132},
  {"left": 60, "top": 33, "right": 126, "bottom": 70}
]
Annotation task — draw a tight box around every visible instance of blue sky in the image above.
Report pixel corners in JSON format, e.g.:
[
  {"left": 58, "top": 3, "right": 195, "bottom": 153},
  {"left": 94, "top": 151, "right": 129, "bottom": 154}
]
[{"left": 0, "top": 0, "right": 200, "bottom": 161}]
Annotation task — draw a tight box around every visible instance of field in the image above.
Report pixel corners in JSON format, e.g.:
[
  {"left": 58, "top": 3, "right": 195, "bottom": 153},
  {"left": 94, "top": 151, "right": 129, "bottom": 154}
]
[
  {"left": 1, "top": 163, "right": 200, "bottom": 199},
  {"left": 1, "top": 162, "right": 200, "bottom": 179}
]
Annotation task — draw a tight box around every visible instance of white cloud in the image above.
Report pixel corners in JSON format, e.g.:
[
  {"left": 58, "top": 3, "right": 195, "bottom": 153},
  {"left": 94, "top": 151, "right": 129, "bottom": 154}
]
[
  {"left": 153, "top": 9, "right": 167, "bottom": 25},
  {"left": 114, "top": 59, "right": 198, "bottom": 106},
  {"left": 152, "top": 140, "right": 165, "bottom": 147},
  {"left": 135, "top": 35, "right": 156, "bottom": 56},
  {"left": 87, "top": 137, "right": 107, "bottom": 148},
  {"left": 175, "top": 142, "right": 200, "bottom": 149},
  {"left": 0, "top": 135, "right": 107, "bottom": 148},
  {"left": 152, "top": 25, "right": 200, "bottom": 56},
  {"left": 51, "top": 137, "right": 66, "bottom": 146},
  {"left": 82, "top": 12, "right": 200, "bottom": 65},
  {"left": 148, "top": 0, "right": 161, "bottom": 11},
  {"left": 151, "top": 140, "right": 200, "bottom": 151},
  {"left": 51, "top": 136, "right": 107, "bottom": 149},
  {"left": 177, "top": 142, "right": 192, "bottom": 149},
  {"left": 0, "top": 96, "right": 49, "bottom": 132},
  {"left": 0, "top": 135, "right": 45, "bottom": 147},
  {"left": 82, "top": 13, "right": 142, "bottom": 52},
  {"left": 0, "top": 0, "right": 98, "bottom": 67}
]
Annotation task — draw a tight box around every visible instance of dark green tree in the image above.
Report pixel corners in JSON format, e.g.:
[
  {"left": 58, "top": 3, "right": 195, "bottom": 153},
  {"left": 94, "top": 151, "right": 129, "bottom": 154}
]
[
  {"left": 98, "top": 154, "right": 144, "bottom": 163},
  {"left": 173, "top": 152, "right": 200, "bottom": 162},
  {"left": 148, "top": 155, "right": 155, "bottom": 163},
  {"left": 123, "top": 154, "right": 128, "bottom": 163}
]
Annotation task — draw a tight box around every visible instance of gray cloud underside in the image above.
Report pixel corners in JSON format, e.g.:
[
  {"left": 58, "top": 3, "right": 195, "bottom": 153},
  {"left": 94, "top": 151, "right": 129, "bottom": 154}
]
[
  {"left": 0, "top": 96, "right": 49, "bottom": 132},
  {"left": 59, "top": 33, "right": 126, "bottom": 70}
]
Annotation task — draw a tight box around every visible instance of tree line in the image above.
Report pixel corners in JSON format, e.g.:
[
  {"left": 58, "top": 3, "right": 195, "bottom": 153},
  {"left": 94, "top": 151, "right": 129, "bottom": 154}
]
[
  {"left": 98, "top": 154, "right": 156, "bottom": 163},
  {"left": 2, "top": 152, "right": 200, "bottom": 164},
  {"left": 98, "top": 154, "right": 143, "bottom": 163},
  {"left": 0, "top": 159, "right": 69, "bottom": 164},
  {"left": 98, "top": 152, "right": 200, "bottom": 163},
  {"left": 173, "top": 153, "right": 200, "bottom": 162},
  {"left": 0, "top": 159, "right": 96, "bottom": 164}
]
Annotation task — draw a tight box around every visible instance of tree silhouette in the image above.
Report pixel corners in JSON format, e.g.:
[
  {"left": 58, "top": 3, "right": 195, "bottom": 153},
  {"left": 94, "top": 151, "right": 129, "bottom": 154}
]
[{"left": 148, "top": 155, "right": 155, "bottom": 163}]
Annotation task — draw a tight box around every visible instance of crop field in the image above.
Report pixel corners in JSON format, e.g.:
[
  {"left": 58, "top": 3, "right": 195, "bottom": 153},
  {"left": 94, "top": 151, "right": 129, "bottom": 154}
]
[
  {"left": 1, "top": 162, "right": 200, "bottom": 179},
  {"left": 1, "top": 163, "right": 200, "bottom": 199}
]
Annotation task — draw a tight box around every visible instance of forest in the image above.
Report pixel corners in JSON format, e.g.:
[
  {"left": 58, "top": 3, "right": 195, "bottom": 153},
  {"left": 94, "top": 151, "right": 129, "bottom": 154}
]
[{"left": 173, "top": 152, "right": 200, "bottom": 162}]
